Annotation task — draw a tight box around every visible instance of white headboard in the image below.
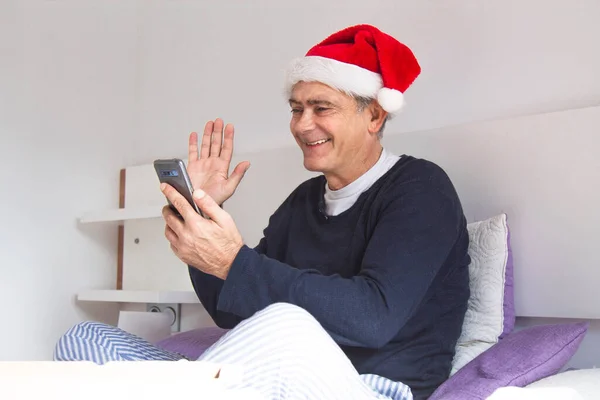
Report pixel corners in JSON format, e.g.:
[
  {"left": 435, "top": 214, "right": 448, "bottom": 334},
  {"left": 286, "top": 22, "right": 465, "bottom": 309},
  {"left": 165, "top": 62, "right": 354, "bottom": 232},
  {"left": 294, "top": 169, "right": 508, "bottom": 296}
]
[{"left": 116, "top": 105, "right": 600, "bottom": 320}]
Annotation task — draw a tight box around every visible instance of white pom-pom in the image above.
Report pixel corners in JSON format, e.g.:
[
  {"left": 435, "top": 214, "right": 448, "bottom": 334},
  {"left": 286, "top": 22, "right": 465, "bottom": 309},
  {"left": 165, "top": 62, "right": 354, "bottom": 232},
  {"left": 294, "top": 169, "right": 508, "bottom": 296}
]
[{"left": 377, "top": 88, "right": 404, "bottom": 113}]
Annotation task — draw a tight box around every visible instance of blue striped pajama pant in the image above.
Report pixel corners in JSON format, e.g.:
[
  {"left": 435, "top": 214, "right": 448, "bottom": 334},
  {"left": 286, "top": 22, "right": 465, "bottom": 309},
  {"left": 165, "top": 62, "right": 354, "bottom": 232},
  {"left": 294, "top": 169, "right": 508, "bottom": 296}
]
[{"left": 54, "top": 303, "right": 412, "bottom": 400}]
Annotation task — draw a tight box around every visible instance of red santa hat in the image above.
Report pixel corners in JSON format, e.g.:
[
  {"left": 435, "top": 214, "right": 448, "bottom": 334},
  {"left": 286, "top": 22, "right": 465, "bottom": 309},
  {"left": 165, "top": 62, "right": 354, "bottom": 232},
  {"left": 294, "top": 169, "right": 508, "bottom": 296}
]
[{"left": 285, "top": 24, "right": 421, "bottom": 113}]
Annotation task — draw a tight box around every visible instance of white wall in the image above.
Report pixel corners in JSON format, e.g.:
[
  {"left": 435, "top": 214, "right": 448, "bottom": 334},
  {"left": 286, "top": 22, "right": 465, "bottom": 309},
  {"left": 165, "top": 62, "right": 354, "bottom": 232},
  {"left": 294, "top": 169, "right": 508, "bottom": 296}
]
[
  {"left": 131, "top": 0, "right": 600, "bottom": 162},
  {"left": 2, "top": 0, "right": 600, "bottom": 363},
  {"left": 0, "top": 1, "right": 138, "bottom": 360}
]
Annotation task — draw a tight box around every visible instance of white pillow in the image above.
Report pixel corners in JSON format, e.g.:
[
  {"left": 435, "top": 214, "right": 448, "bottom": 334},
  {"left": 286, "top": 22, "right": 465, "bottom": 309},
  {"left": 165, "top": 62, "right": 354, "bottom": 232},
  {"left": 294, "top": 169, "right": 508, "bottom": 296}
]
[
  {"left": 526, "top": 369, "right": 600, "bottom": 400},
  {"left": 451, "top": 213, "right": 512, "bottom": 375},
  {"left": 487, "top": 386, "right": 584, "bottom": 400},
  {"left": 0, "top": 361, "right": 262, "bottom": 400}
]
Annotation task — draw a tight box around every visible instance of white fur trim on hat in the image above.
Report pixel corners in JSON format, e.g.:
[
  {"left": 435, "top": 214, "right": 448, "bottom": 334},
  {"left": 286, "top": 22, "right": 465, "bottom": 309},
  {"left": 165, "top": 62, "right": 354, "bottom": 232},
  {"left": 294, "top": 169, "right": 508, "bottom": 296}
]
[{"left": 285, "top": 56, "right": 383, "bottom": 99}]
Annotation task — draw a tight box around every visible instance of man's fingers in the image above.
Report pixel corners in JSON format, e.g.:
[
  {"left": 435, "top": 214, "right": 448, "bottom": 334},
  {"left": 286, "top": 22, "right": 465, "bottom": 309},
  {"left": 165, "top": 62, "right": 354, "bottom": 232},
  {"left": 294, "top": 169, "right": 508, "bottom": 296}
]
[
  {"left": 225, "top": 161, "right": 250, "bottom": 193},
  {"left": 161, "top": 183, "right": 197, "bottom": 223},
  {"left": 188, "top": 132, "right": 199, "bottom": 162},
  {"left": 200, "top": 121, "right": 213, "bottom": 158},
  {"left": 220, "top": 123, "right": 235, "bottom": 162},
  {"left": 164, "top": 223, "right": 179, "bottom": 244},
  {"left": 192, "top": 189, "right": 231, "bottom": 227},
  {"left": 162, "top": 205, "right": 185, "bottom": 235},
  {"left": 210, "top": 118, "right": 224, "bottom": 158}
]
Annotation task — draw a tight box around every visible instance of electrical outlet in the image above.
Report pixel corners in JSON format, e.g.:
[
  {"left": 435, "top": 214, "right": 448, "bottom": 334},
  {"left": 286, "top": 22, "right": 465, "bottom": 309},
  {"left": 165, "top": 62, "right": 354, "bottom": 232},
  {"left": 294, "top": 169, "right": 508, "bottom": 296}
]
[{"left": 146, "top": 303, "right": 181, "bottom": 333}]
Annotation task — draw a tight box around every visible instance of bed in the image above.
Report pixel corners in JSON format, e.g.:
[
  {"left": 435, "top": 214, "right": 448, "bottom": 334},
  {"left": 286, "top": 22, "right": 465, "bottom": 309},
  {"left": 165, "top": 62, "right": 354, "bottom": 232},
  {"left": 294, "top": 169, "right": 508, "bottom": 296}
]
[{"left": 40, "top": 105, "right": 598, "bottom": 399}]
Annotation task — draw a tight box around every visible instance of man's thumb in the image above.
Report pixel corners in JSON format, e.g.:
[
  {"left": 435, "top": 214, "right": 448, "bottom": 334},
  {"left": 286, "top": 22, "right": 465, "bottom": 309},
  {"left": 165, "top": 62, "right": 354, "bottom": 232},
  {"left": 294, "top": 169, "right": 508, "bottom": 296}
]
[
  {"left": 228, "top": 162, "right": 251, "bottom": 189},
  {"left": 192, "top": 189, "right": 225, "bottom": 223}
]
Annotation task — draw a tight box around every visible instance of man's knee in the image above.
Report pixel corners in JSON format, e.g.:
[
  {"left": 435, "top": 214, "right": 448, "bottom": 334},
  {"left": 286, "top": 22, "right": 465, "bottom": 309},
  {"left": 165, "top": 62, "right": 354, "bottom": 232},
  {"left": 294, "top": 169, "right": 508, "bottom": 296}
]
[
  {"left": 259, "top": 302, "right": 313, "bottom": 318},
  {"left": 54, "top": 321, "right": 111, "bottom": 360},
  {"left": 241, "top": 303, "right": 340, "bottom": 358},
  {"left": 250, "top": 302, "right": 322, "bottom": 332},
  {"left": 62, "top": 321, "right": 113, "bottom": 338}
]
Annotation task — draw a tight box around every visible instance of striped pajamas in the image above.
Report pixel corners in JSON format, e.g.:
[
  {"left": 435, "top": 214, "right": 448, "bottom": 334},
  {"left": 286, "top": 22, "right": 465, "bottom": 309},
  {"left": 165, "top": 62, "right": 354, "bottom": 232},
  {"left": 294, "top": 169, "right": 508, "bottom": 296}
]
[{"left": 54, "top": 303, "right": 412, "bottom": 400}]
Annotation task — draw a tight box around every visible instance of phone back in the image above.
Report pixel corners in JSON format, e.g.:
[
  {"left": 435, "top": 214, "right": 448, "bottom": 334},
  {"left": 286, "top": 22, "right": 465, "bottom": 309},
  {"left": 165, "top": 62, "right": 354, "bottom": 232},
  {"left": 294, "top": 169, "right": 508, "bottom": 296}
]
[{"left": 153, "top": 159, "right": 202, "bottom": 216}]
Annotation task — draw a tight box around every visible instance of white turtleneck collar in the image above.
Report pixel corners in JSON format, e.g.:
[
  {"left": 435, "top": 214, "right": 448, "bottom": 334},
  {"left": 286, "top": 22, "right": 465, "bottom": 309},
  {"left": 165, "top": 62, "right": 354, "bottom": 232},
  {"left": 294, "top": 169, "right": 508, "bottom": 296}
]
[{"left": 323, "top": 148, "right": 401, "bottom": 216}]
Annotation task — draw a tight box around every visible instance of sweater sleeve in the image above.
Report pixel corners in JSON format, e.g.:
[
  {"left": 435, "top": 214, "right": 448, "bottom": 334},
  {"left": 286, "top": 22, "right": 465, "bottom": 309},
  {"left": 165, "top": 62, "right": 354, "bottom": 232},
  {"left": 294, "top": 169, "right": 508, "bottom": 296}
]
[
  {"left": 188, "top": 194, "right": 279, "bottom": 329},
  {"left": 188, "top": 267, "right": 242, "bottom": 329},
  {"left": 187, "top": 238, "right": 268, "bottom": 329},
  {"left": 216, "top": 180, "right": 464, "bottom": 348}
]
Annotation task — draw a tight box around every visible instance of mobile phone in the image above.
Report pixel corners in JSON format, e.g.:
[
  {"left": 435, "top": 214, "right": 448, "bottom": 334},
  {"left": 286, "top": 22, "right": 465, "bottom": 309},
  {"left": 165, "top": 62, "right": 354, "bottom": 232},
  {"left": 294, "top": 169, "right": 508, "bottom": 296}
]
[{"left": 154, "top": 158, "right": 205, "bottom": 218}]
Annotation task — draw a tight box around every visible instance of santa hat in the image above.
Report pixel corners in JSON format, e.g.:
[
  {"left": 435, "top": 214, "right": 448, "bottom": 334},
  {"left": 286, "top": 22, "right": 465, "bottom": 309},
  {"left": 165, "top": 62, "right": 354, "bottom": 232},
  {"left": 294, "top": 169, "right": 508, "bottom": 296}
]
[{"left": 285, "top": 24, "right": 421, "bottom": 113}]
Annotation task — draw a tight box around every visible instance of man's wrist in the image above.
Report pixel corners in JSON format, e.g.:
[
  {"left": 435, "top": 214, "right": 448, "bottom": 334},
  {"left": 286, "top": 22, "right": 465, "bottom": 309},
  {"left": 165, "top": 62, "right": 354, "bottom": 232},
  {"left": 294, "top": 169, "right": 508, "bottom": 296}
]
[{"left": 217, "top": 242, "right": 244, "bottom": 280}]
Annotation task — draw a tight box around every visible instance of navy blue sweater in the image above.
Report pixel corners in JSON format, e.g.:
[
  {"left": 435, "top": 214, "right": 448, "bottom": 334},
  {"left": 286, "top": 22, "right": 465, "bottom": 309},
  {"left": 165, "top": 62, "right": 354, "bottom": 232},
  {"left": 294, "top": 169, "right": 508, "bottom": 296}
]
[{"left": 189, "top": 155, "right": 470, "bottom": 399}]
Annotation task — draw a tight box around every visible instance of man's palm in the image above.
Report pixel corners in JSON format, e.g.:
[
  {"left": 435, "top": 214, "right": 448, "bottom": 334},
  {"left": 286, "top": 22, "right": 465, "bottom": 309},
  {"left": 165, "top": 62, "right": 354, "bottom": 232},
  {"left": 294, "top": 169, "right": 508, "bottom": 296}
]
[{"left": 187, "top": 119, "right": 250, "bottom": 206}]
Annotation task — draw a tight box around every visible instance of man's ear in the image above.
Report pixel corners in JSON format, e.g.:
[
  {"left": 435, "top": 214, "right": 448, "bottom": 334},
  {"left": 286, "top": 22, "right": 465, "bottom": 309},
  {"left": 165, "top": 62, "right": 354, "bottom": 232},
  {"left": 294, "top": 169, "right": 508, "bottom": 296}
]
[{"left": 367, "top": 102, "right": 387, "bottom": 135}]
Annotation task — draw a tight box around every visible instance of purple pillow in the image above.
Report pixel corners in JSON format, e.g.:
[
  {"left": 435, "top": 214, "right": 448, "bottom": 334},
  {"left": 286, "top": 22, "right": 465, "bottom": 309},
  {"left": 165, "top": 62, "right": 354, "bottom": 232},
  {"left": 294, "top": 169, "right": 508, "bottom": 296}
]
[
  {"left": 430, "top": 322, "right": 589, "bottom": 400},
  {"left": 156, "top": 326, "right": 229, "bottom": 360}
]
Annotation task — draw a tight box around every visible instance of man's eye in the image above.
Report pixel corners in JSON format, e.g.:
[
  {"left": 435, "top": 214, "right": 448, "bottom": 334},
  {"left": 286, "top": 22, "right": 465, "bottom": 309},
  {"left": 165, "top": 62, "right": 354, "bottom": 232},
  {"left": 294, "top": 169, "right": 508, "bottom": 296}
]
[
  {"left": 291, "top": 109, "right": 302, "bottom": 114},
  {"left": 316, "top": 107, "right": 329, "bottom": 112}
]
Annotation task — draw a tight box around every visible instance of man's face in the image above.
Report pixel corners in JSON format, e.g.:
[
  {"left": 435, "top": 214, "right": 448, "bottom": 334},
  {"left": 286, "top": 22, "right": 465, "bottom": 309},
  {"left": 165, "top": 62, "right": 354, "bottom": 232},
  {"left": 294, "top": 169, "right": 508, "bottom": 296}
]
[{"left": 289, "top": 81, "right": 374, "bottom": 175}]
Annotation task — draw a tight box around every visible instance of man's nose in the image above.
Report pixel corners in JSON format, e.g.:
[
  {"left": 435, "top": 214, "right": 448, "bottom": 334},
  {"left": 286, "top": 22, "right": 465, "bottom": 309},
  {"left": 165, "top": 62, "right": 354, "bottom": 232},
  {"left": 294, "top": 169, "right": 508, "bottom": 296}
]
[{"left": 296, "top": 111, "right": 316, "bottom": 133}]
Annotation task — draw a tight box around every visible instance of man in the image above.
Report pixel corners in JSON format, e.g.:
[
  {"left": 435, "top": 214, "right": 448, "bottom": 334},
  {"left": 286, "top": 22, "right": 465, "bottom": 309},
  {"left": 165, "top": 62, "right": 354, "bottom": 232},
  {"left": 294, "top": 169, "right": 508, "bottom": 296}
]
[{"left": 55, "top": 25, "right": 470, "bottom": 400}]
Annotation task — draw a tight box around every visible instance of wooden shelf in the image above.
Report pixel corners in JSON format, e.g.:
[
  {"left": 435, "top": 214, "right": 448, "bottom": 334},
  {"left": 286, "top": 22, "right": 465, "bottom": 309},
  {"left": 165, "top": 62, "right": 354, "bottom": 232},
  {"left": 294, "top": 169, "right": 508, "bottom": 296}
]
[
  {"left": 77, "top": 290, "right": 199, "bottom": 304},
  {"left": 79, "top": 206, "right": 163, "bottom": 224}
]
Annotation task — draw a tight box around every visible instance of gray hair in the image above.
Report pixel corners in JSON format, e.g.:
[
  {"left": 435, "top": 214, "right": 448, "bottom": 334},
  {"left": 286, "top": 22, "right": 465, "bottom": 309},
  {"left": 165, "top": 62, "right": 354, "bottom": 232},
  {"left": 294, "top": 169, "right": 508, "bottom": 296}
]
[{"left": 354, "top": 96, "right": 391, "bottom": 139}]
